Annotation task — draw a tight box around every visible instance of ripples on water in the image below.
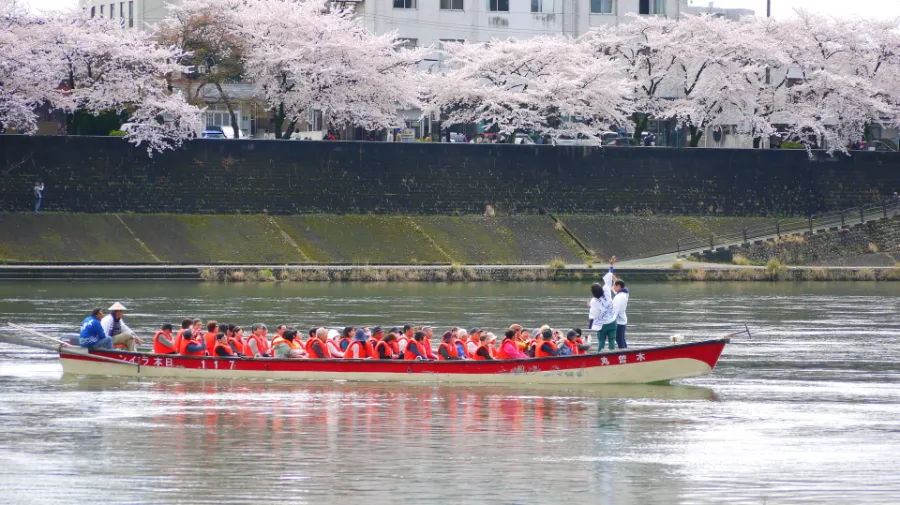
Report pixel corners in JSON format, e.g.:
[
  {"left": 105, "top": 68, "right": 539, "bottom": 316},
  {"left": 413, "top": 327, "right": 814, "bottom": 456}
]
[{"left": 0, "top": 281, "right": 899, "bottom": 505}]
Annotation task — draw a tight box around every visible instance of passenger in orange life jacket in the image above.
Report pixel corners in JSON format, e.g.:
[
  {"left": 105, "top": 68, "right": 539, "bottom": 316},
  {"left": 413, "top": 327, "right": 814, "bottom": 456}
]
[
  {"left": 339, "top": 326, "right": 355, "bottom": 352},
  {"left": 398, "top": 324, "right": 414, "bottom": 354},
  {"left": 179, "top": 328, "right": 207, "bottom": 356},
  {"left": 344, "top": 328, "right": 372, "bottom": 359},
  {"left": 374, "top": 332, "right": 398, "bottom": 359},
  {"left": 438, "top": 331, "right": 461, "bottom": 360},
  {"left": 272, "top": 328, "right": 305, "bottom": 358},
  {"left": 173, "top": 319, "right": 192, "bottom": 354},
  {"left": 534, "top": 329, "right": 560, "bottom": 358},
  {"left": 306, "top": 328, "right": 332, "bottom": 359},
  {"left": 485, "top": 332, "right": 499, "bottom": 358},
  {"left": 472, "top": 332, "right": 494, "bottom": 360},
  {"left": 403, "top": 331, "right": 429, "bottom": 360},
  {"left": 152, "top": 323, "right": 177, "bottom": 354},
  {"left": 558, "top": 330, "right": 590, "bottom": 356},
  {"left": 191, "top": 319, "right": 203, "bottom": 341},
  {"left": 213, "top": 332, "right": 235, "bottom": 357},
  {"left": 466, "top": 328, "right": 483, "bottom": 357},
  {"left": 203, "top": 320, "right": 219, "bottom": 357},
  {"left": 421, "top": 326, "right": 439, "bottom": 360},
  {"left": 244, "top": 323, "right": 270, "bottom": 357},
  {"left": 228, "top": 326, "right": 246, "bottom": 356},
  {"left": 454, "top": 329, "right": 470, "bottom": 359},
  {"left": 325, "top": 329, "right": 344, "bottom": 358},
  {"left": 271, "top": 324, "right": 287, "bottom": 348}
]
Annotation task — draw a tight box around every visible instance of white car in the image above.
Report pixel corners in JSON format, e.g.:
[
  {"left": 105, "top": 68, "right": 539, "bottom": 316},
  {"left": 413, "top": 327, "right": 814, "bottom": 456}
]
[{"left": 552, "top": 134, "right": 601, "bottom": 147}]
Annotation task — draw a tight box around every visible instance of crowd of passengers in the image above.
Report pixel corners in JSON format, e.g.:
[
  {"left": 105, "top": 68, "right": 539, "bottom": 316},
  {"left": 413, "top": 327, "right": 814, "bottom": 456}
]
[
  {"left": 80, "top": 306, "right": 591, "bottom": 360},
  {"left": 77, "top": 259, "right": 628, "bottom": 360}
]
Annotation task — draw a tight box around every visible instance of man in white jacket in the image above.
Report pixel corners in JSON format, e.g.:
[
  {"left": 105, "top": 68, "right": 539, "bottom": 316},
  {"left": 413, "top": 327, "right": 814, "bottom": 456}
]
[
  {"left": 100, "top": 302, "right": 141, "bottom": 351},
  {"left": 613, "top": 279, "right": 630, "bottom": 349}
]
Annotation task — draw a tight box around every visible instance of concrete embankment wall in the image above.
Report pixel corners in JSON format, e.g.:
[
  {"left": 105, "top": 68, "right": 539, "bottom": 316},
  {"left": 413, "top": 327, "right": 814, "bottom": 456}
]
[
  {"left": 0, "top": 213, "right": 766, "bottom": 264},
  {"left": 2, "top": 136, "right": 899, "bottom": 216}
]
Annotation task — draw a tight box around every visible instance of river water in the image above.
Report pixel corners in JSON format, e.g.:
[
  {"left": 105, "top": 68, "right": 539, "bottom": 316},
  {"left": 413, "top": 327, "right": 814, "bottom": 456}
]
[{"left": 0, "top": 281, "right": 898, "bottom": 505}]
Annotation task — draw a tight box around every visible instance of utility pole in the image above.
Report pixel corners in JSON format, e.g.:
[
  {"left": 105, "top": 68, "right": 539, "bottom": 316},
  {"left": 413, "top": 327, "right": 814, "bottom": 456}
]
[{"left": 767, "top": 0, "right": 771, "bottom": 17}]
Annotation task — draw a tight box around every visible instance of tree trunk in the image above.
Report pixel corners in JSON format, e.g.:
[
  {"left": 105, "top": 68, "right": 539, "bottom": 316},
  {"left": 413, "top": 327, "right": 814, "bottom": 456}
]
[
  {"left": 689, "top": 126, "right": 703, "bottom": 147},
  {"left": 632, "top": 112, "right": 649, "bottom": 141},
  {"left": 753, "top": 136, "right": 761, "bottom": 149},
  {"left": 213, "top": 82, "right": 240, "bottom": 138}
]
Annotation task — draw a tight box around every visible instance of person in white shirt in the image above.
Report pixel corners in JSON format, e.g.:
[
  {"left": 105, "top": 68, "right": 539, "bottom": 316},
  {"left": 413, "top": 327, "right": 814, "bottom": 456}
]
[
  {"left": 588, "top": 257, "right": 617, "bottom": 351},
  {"left": 100, "top": 302, "right": 141, "bottom": 351},
  {"left": 613, "top": 279, "right": 630, "bottom": 349}
]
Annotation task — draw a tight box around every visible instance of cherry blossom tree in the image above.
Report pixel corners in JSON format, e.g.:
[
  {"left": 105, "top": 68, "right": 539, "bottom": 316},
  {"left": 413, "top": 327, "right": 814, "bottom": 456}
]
[
  {"left": 425, "top": 36, "right": 628, "bottom": 140},
  {"left": 157, "top": 0, "right": 246, "bottom": 137},
  {"left": 0, "top": 4, "right": 202, "bottom": 152},
  {"left": 776, "top": 11, "right": 900, "bottom": 151},
  {"left": 232, "top": 0, "right": 426, "bottom": 139}
]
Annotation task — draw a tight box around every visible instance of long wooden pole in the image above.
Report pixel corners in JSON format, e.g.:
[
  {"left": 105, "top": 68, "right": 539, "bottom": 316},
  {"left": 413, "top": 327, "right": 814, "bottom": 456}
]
[{"left": 4, "top": 322, "right": 138, "bottom": 367}]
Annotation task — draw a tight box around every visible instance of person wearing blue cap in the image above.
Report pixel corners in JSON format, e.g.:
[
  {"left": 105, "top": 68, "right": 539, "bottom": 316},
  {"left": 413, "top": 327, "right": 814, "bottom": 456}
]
[{"left": 344, "top": 328, "right": 372, "bottom": 359}]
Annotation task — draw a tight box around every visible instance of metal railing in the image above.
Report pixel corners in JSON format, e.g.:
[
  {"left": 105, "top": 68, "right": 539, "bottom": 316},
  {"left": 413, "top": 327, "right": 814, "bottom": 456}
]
[{"left": 645, "top": 200, "right": 900, "bottom": 259}]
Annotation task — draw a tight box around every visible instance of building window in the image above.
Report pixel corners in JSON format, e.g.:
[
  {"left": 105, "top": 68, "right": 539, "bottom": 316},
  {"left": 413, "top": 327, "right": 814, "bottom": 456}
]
[
  {"left": 109, "top": 3, "right": 114, "bottom": 17},
  {"left": 489, "top": 0, "right": 509, "bottom": 11},
  {"left": 128, "top": 1, "right": 133, "bottom": 27},
  {"left": 639, "top": 0, "right": 664, "bottom": 14},
  {"left": 591, "top": 0, "right": 613, "bottom": 14},
  {"left": 120, "top": 2, "right": 124, "bottom": 17},
  {"left": 90, "top": 6, "right": 95, "bottom": 17},
  {"left": 440, "top": 0, "right": 463, "bottom": 10},
  {"left": 100, "top": 4, "right": 104, "bottom": 15},
  {"left": 393, "top": 0, "right": 416, "bottom": 8},
  {"left": 531, "top": 0, "right": 554, "bottom": 12}
]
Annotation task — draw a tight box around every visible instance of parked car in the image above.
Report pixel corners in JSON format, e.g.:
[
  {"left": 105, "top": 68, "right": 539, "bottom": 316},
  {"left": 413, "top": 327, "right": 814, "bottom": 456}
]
[
  {"left": 552, "top": 134, "right": 601, "bottom": 147},
  {"left": 514, "top": 133, "right": 535, "bottom": 145},
  {"left": 607, "top": 136, "right": 637, "bottom": 147},
  {"left": 869, "top": 140, "right": 897, "bottom": 152},
  {"left": 204, "top": 125, "right": 247, "bottom": 139},
  {"left": 202, "top": 130, "right": 227, "bottom": 139}
]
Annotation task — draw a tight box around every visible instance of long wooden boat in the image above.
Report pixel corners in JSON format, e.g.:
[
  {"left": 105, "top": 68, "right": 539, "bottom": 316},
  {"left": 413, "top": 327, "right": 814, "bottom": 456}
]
[{"left": 53, "top": 338, "right": 730, "bottom": 384}]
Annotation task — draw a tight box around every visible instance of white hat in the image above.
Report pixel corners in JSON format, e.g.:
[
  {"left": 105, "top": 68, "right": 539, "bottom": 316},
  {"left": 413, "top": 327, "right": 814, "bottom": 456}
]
[
  {"left": 327, "top": 329, "right": 340, "bottom": 341},
  {"left": 108, "top": 302, "right": 127, "bottom": 311}
]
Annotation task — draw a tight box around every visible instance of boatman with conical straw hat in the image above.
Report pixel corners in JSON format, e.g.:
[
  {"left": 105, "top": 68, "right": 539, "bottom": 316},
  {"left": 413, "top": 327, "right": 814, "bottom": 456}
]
[{"left": 100, "top": 302, "right": 142, "bottom": 352}]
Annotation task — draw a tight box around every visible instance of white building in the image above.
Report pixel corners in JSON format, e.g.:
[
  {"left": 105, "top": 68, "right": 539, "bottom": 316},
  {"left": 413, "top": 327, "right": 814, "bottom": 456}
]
[
  {"left": 362, "top": 0, "right": 688, "bottom": 52},
  {"left": 81, "top": 0, "right": 164, "bottom": 29}
]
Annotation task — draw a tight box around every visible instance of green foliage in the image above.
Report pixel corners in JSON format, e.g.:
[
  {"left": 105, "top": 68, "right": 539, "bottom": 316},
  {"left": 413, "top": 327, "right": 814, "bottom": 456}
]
[
  {"left": 671, "top": 261, "right": 683, "bottom": 269},
  {"left": 258, "top": 268, "right": 275, "bottom": 281},
  {"left": 781, "top": 141, "right": 805, "bottom": 150},
  {"left": 880, "top": 138, "right": 898, "bottom": 151},
  {"left": 766, "top": 258, "right": 786, "bottom": 280},
  {"left": 548, "top": 258, "right": 566, "bottom": 270},
  {"left": 109, "top": 130, "right": 127, "bottom": 137}
]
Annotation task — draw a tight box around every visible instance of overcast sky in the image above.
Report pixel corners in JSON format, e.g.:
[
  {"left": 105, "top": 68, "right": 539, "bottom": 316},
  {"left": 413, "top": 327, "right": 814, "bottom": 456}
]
[{"left": 21, "top": 0, "right": 900, "bottom": 19}]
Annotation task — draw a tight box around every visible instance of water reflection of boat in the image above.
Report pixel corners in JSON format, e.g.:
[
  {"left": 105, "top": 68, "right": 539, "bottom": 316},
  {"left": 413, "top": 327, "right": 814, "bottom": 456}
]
[{"left": 51, "top": 338, "right": 729, "bottom": 385}]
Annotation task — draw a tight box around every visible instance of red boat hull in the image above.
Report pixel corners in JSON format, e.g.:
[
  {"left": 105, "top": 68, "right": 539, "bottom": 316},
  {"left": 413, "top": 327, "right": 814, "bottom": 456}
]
[{"left": 58, "top": 338, "right": 729, "bottom": 384}]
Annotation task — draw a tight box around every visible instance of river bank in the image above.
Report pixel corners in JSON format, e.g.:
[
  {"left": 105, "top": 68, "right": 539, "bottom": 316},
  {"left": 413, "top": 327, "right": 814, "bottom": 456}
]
[{"left": 1, "top": 263, "right": 898, "bottom": 282}]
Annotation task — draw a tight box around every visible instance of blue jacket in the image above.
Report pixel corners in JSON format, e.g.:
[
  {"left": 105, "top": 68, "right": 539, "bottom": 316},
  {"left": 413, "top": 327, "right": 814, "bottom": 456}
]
[{"left": 79, "top": 316, "right": 105, "bottom": 347}]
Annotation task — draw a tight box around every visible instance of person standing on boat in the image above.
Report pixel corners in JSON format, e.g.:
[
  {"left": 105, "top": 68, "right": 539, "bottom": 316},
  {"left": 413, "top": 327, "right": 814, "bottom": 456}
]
[
  {"left": 613, "top": 279, "right": 630, "bottom": 349},
  {"left": 101, "top": 303, "right": 141, "bottom": 351},
  {"left": 79, "top": 308, "right": 112, "bottom": 350},
  {"left": 589, "top": 258, "right": 618, "bottom": 351},
  {"left": 152, "top": 323, "right": 178, "bottom": 354}
]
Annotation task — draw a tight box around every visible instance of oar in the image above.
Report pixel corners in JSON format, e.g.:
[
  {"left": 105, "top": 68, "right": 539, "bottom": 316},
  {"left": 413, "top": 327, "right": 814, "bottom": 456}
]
[
  {"left": 4, "top": 322, "right": 138, "bottom": 368},
  {"left": 6, "top": 322, "right": 71, "bottom": 346}
]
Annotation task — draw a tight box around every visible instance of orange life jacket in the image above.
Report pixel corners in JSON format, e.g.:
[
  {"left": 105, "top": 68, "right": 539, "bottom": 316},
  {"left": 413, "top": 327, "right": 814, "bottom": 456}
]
[
  {"left": 271, "top": 336, "right": 289, "bottom": 356},
  {"left": 404, "top": 340, "right": 426, "bottom": 360},
  {"left": 227, "top": 336, "right": 243, "bottom": 355},
  {"left": 534, "top": 339, "right": 558, "bottom": 358},
  {"left": 213, "top": 341, "right": 234, "bottom": 356},
  {"left": 179, "top": 335, "right": 206, "bottom": 356},
  {"left": 438, "top": 342, "right": 459, "bottom": 360},
  {"left": 497, "top": 338, "right": 516, "bottom": 360},
  {"left": 344, "top": 340, "right": 370, "bottom": 359},
  {"left": 243, "top": 334, "right": 268, "bottom": 356},
  {"left": 488, "top": 344, "right": 498, "bottom": 359},
  {"left": 173, "top": 329, "right": 186, "bottom": 353},
  {"left": 203, "top": 331, "right": 218, "bottom": 356},
  {"left": 306, "top": 338, "right": 332, "bottom": 359},
  {"left": 473, "top": 344, "right": 491, "bottom": 360},
  {"left": 153, "top": 330, "right": 176, "bottom": 354},
  {"left": 375, "top": 340, "right": 393, "bottom": 359}
]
